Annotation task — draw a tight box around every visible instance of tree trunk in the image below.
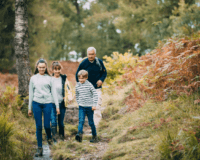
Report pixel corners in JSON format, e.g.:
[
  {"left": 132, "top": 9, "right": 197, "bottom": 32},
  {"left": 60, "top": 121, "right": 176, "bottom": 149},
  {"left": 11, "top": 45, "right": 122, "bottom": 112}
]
[{"left": 14, "top": 0, "right": 31, "bottom": 97}]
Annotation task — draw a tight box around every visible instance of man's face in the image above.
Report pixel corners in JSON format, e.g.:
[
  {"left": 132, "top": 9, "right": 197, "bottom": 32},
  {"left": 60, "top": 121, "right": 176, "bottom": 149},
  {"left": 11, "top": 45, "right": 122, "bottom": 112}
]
[{"left": 87, "top": 50, "right": 96, "bottom": 62}]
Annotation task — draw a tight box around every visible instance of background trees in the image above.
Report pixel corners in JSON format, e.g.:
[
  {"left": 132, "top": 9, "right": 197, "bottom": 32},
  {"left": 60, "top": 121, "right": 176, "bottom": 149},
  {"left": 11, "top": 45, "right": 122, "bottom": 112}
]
[{"left": 1, "top": 0, "right": 200, "bottom": 72}]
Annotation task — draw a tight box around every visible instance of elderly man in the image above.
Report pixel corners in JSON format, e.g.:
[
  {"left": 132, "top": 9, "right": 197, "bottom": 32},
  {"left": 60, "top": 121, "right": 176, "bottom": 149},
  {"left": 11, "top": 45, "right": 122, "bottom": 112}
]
[{"left": 75, "top": 47, "right": 107, "bottom": 126}]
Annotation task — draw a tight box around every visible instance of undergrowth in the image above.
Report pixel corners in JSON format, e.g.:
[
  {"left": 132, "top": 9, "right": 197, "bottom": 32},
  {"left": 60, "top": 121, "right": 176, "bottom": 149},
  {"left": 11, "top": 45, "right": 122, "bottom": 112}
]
[
  {"left": 0, "top": 86, "right": 37, "bottom": 159},
  {"left": 51, "top": 137, "right": 98, "bottom": 159},
  {"left": 99, "top": 85, "right": 200, "bottom": 160}
]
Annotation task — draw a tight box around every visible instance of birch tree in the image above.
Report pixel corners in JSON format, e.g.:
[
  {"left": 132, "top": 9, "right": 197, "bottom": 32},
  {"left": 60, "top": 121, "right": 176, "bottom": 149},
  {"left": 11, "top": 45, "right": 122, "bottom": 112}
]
[{"left": 14, "top": 0, "right": 31, "bottom": 97}]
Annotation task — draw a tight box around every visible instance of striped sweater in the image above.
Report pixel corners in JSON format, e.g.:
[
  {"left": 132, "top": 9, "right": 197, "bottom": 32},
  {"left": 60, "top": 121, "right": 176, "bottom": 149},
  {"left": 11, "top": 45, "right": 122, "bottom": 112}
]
[{"left": 75, "top": 80, "right": 98, "bottom": 107}]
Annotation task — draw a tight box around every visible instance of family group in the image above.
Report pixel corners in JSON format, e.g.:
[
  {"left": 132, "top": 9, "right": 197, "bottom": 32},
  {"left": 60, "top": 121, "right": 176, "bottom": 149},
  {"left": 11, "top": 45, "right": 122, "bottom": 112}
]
[{"left": 28, "top": 47, "right": 107, "bottom": 157}]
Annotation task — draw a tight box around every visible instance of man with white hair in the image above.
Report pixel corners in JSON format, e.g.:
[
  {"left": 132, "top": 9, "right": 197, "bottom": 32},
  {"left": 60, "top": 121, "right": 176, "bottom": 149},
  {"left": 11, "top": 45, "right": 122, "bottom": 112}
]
[{"left": 75, "top": 47, "right": 107, "bottom": 127}]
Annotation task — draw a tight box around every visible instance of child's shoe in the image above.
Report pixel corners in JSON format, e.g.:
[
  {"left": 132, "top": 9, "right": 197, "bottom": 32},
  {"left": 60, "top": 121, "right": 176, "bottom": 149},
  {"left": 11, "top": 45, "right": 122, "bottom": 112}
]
[
  {"left": 75, "top": 133, "right": 82, "bottom": 142},
  {"left": 90, "top": 135, "right": 98, "bottom": 143}
]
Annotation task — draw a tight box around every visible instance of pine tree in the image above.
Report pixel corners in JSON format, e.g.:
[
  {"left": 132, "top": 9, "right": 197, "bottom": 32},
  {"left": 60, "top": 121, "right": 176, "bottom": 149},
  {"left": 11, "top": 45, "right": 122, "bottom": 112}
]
[{"left": 0, "top": 0, "right": 15, "bottom": 72}]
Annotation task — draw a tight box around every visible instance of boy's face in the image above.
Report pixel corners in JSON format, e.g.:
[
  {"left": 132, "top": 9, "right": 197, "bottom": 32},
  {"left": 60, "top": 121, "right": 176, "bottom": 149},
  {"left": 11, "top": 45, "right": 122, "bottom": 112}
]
[{"left": 78, "top": 75, "right": 87, "bottom": 84}]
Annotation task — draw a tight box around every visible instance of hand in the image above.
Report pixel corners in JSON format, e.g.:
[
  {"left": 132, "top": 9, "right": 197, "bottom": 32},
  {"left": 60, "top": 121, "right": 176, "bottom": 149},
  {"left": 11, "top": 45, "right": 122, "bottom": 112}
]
[
  {"left": 56, "top": 108, "right": 60, "bottom": 115},
  {"left": 96, "top": 80, "right": 103, "bottom": 87},
  {"left": 28, "top": 110, "right": 32, "bottom": 117},
  {"left": 92, "top": 107, "right": 96, "bottom": 111}
]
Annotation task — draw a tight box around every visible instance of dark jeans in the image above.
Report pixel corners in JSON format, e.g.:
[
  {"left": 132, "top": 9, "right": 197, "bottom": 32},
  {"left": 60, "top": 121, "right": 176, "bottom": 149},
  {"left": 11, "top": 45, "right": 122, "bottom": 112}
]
[
  {"left": 51, "top": 100, "right": 66, "bottom": 128},
  {"left": 78, "top": 106, "right": 97, "bottom": 136},
  {"left": 32, "top": 101, "right": 52, "bottom": 147}
]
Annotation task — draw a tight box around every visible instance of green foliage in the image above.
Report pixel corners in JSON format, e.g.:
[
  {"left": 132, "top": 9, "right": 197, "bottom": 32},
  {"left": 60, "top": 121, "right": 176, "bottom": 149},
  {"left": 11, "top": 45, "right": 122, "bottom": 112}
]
[
  {"left": 103, "top": 52, "right": 139, "bottom": 85},
  {"left": 158, "top": 132, "right": 183, "bottom": 160},
  {"left": 170, "top": 0, "right": 200, "bottom": 36},
  {"left": 28, "top": 0, "right": 64, "bottom": 70},
  {"left": 0, "top": 0, "right": 15, "bottom": 72},
  {"left": 98, "top": 79, "right": 200, "bottom": 159},
  {"left": 64, "top": 124, "right": 78, "bottom": 137},
  {"left": 0, "top": 115, "right": 15, "bottom": 159},
  {"left": 0, "top": 87, "right": 36, "bottom": 159},
  {"left": 51, "top": 139, "right": 97, "bottom": 159},
  {"left": 116, "top": 0, "right": 196, "bottom": 55},
  {"left": 0, "top": 86, "right": 23, "bottom": 116},
  {"left": 158, "top": 130, "right": 200, "bottom": 160}
]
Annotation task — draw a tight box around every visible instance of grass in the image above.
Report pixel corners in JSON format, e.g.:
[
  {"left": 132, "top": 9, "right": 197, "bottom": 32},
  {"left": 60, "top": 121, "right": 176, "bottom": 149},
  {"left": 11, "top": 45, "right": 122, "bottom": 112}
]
[
  {"left": 98, "top": 83, "right": 200, "bottom": 160},
  {"left": 2, "top": 81, "right": 199, "bottom": 159},
  {"left": 51, "top": 135, "right": 98, "bottom": 159}
]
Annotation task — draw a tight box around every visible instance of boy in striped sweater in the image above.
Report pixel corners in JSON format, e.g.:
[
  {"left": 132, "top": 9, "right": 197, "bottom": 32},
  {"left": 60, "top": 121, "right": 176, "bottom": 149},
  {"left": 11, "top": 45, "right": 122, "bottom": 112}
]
[{"left": 75, "top": 70, "right": 98, "bottom": 143}]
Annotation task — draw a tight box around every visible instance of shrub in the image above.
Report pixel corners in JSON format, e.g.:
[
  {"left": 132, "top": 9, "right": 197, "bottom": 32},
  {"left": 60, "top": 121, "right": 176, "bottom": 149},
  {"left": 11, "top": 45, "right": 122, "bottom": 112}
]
[
  {"left": 158, "top": 130, "right": 200, "bottom": 160},
  {"left": 0, "top": 86, "right": 23, "bottom": 116},
  {"left": 0, "top": 115, "right": 16, "bottom": 159},
  {"left": 103, "top": 52, "right": 139, "bottom": 85}
]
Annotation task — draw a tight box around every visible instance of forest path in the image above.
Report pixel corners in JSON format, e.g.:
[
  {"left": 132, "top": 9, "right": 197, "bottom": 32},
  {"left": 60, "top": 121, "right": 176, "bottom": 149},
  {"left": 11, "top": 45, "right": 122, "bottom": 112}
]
[
  {"left": 33, "top": 105, "right": 108, "bottom": 160},
  {"left": 34, "top": 144, "right": 52, "bottom": 160}
]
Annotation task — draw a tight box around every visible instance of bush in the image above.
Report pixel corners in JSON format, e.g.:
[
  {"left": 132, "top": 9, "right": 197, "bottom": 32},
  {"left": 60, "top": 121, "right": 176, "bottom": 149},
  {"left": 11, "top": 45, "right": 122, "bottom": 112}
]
[
  {"left": 0, "top": 87, "right": 35, "bottom": 159},
  {"left": 158, "top": 130, "right": 200, "bottom": 160},
  {"left": 103, "top": 52, "right": 139, "bottom": 85},
  {"left": 0, "top": 86, "right": 23, "bottom": 117},
  {"left": 0, "top": 115, "right": 16, "bottom": 159}
]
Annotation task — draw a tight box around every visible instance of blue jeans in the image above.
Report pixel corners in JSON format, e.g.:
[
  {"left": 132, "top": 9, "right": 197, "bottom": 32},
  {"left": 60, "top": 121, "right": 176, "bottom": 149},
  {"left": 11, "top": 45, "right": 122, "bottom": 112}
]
[
  {"left": 32, "top": 101, "right": 52, "bottom": 147},
  {"left": 51, "top": 100, "right": 66, "bottom": 128},
  {"left": 78, "top": 106, "right": 97, "bottom": 136}
]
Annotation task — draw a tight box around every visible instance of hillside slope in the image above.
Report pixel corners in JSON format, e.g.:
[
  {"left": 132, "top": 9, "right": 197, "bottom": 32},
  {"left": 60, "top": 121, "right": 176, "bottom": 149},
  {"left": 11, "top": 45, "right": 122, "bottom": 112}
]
[{"left": 98, "top": 36, "right": 200, "bottom": 159}]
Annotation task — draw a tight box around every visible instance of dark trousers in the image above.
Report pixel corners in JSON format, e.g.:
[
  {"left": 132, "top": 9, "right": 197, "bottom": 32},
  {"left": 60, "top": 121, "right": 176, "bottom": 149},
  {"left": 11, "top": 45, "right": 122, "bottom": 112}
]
[
  {"left": 78, "top": 106, "right": 97, "bottom": 136},
  {"left": 32, "top": 101, "right": 52, "bottom": 147},
  {"left": 51, "top": 100, "right": 66, "bottom": 128}
]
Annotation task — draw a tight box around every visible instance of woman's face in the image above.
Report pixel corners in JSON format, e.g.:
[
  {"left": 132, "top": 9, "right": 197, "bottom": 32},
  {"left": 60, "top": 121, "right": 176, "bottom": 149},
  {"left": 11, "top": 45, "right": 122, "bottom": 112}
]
[
  {"left": 53, "top": 66, "right": 61, "bottom": 77},
  {"left": 37, "top": 63, "right": 47, "bottom": 75}
]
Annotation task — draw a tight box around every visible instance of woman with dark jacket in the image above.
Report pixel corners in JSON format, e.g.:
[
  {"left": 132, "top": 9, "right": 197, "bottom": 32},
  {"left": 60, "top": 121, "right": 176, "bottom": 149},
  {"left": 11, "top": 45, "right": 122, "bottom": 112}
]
[
  {"left": 28, "top": 58, "right": 60, "bottom": 157},
  {"left": 51, "top": 61, "right": 71, "bottom": 142}
]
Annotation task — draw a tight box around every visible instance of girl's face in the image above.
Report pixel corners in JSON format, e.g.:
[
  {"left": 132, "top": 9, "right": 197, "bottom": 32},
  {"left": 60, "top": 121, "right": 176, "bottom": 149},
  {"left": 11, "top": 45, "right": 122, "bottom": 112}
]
[
  {"left": 37, "top": 63, "right": 46, "bottom": 75},
  {"left": 53, "top": 66, "right": 61, "bottom": 78}
]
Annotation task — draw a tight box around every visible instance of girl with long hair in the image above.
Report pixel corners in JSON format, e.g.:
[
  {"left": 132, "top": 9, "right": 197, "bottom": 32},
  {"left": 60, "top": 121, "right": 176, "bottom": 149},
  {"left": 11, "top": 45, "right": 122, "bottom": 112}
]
[{"left": 28, "top": 58, "right": 60, "bottom": 157}]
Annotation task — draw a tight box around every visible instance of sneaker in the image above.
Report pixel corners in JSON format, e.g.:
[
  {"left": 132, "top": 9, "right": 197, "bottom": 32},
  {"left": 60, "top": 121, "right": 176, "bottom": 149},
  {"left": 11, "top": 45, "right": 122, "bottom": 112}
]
[
  {"left": 75, "top": 133, "right": 82, "bottom": 142},
  {"left": 35, "top": 147, "right": 43, "bottom": 157},
  {"left": 90, "top": 135, "right": 98, "bottom": 143}
]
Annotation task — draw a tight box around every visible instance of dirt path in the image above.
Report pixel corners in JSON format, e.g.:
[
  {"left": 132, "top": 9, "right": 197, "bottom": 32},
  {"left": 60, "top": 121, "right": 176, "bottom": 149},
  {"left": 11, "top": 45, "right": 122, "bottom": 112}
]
[
  {"left": 78, "top": 105, "right": 108, "bottom": 160},
  {"left": 34, "top": 144, "right": 52, "bottom": 160},
  {"left": 33, "top": 105, "right": 108, "bottom": 160},
  {"left": 79, "top": 141, "right": 108, "bottom": 160}
]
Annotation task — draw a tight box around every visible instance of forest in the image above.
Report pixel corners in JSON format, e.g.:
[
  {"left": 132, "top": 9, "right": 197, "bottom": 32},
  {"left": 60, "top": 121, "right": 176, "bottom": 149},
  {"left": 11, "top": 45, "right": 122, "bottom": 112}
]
[
  {"left": 1, "top": 0, "right": 200, "bottom": 72},
  {"left": 1, "top": 0, "right": 200, "bottom": 159}
]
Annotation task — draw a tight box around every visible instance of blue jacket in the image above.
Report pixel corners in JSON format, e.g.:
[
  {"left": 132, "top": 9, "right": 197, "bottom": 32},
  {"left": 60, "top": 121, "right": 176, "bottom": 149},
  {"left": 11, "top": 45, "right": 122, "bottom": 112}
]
[{"left": 75, "top": 58, "right": 107, "bottom": 89}]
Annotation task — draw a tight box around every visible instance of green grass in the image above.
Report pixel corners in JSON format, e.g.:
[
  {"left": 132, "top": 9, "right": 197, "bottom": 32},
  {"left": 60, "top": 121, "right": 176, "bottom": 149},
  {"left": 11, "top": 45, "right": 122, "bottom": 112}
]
[
  {"left": 98, "top": 84, "right": 200, "bottom": 160},
  {"left": 51, "top": 135, "right": 98, "bottom": 159}
]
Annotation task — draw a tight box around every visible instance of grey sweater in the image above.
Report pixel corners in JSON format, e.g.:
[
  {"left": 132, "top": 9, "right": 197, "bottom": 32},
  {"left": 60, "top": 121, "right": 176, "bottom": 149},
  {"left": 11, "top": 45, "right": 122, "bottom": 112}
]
[
  {"left": 75, "top": 80, "right": 98, "bottom": 107},
  {"left": 52, "top": 76, "right": 63, "bottom": 103},
  {"left": 28, "top": 73, "right": 59, "bottom": 110}
]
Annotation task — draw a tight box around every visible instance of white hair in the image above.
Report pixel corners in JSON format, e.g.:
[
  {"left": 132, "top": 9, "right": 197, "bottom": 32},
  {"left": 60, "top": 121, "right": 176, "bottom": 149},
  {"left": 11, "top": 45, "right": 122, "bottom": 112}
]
[{"left": 87, "top": 47, "right": 96, "bottom": 54}]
